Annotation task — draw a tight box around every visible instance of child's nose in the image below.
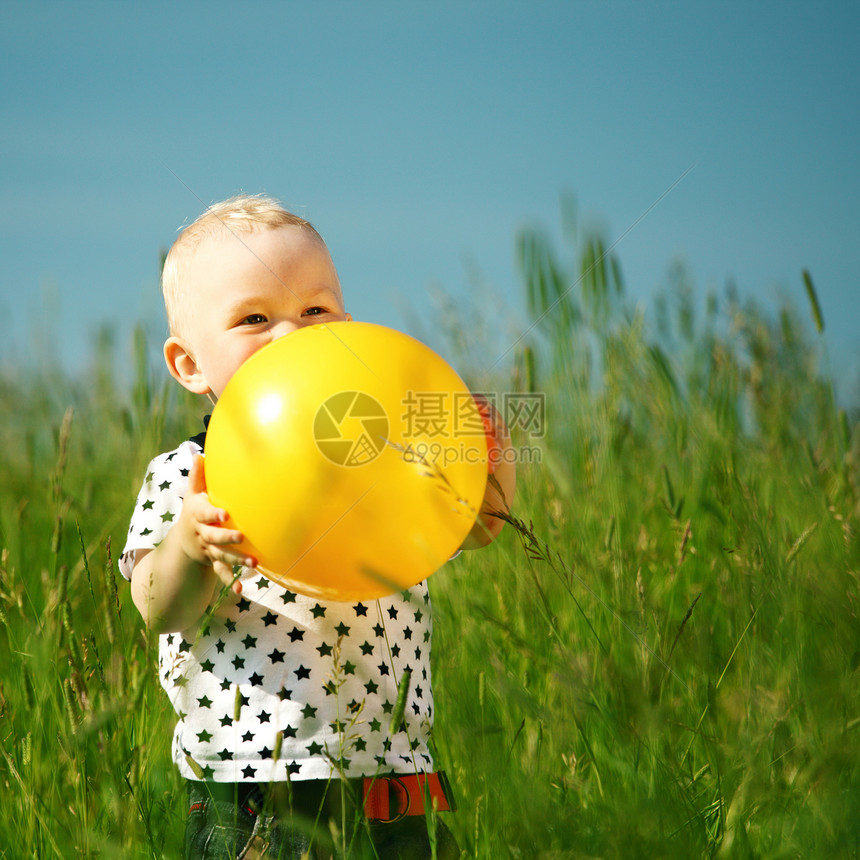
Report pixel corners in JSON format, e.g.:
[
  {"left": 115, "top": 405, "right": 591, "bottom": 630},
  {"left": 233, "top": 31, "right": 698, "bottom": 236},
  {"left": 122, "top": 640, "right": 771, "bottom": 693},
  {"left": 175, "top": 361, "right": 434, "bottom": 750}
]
[{"left": 271, "top": 320, "right": 301, "bottom": 341}]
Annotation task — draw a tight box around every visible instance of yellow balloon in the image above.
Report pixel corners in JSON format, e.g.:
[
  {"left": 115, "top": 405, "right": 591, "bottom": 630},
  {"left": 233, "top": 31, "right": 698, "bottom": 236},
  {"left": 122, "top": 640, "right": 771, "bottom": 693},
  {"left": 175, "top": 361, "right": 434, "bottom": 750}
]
[{"left": 204, "top": 322, "right": 488, "bottom": 601}]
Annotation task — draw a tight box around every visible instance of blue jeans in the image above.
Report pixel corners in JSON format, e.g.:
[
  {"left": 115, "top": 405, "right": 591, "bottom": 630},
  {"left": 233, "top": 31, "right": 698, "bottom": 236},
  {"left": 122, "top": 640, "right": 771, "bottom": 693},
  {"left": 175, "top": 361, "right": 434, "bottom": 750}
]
[{"left": 183, "top": 780, "right": 460, "bottom": 860}]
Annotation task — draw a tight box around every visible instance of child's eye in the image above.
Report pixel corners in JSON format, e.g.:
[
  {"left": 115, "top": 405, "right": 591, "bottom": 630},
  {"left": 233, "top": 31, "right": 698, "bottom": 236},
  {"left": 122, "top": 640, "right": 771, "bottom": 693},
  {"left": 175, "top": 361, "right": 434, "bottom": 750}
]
[
  {"left": 239, "top": 313, "right": 267, "bottom": 326},
  {"left": 303, "top": 306, "right": 327, "bottom": 317}
]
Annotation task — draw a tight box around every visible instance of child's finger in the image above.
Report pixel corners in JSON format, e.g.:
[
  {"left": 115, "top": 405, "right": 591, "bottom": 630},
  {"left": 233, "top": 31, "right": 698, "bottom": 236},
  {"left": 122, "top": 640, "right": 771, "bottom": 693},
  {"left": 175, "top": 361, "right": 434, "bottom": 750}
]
[
  {"left": 188, "top": 454, "right": 208, "bottom": 495},
  {"left": 212, "top": 559, "right": 244, "bottom": 594},
  {"left": 198, "top": 522, "right": 244, "bottom": 548},
  {"left": 473, "top": 395, "right": 504, "bottom": 474}
]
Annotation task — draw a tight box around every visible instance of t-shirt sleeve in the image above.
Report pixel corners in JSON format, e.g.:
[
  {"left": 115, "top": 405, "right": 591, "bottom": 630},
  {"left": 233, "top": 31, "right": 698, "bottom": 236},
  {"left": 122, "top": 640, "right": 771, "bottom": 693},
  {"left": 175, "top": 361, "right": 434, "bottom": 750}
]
[{"left": 119, "top": 441, "right": 198, "bottom": 581}]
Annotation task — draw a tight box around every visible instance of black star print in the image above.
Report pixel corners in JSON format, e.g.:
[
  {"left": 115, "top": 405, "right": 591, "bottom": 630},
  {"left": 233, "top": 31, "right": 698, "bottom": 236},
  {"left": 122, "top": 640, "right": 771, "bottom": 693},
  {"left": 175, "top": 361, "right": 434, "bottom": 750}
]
[
  {"left": 360, "top": 641, "right": 374, "bottom": 655},
  {"left": 377, "top": 663, "right": 390, "bottom": 676},
  {"left": 215, "top": 639, "right": 226, "bottom": 653},
  {"left": 310, "top": 603, "right": 326, "bottom": 618},
  {"left": 369, "top": 717, "right": 381, "bottom": 732},
  {"left": 220, "top": 714, "right": 233, "bottom": 727},
  {"left": 200, "top": 659, "right": 215, "bottom": 673},
  {"left": 249, "top": 672, "right": 264, "bottom": 686},
  {"left": 391, "top": 644, "right": 401, "bottom": 658},
  {"left": 415, "top": 685, "right": 423, "bottom": 699},
  {"left": 160, "top": 511, "right": 175, "bottom": 523},
  {"left": 301, "top": 704, "right": 317, "bottom": 719},
  {"left": 317, "top": 642, "right": 333, "bottom": 657},
  {"left": 180, "top": 468, "right": 189, "bottom": 477},
  {"left": 202, "top": 765, "right": 214, "bottom": 778},
  {"left": 403, "top": 626, "right": 413, "bottom": 640},
  {"left": 242, "top": 765, "right": 256, "bottom": 779},
  {"left": 281, "top": 591, "right": 297, "bottom": 604},
  {"left": 166, "top": 634, "right": 175, "bottom": 646},
  {"left": 262, "top": 611, "right": 279, "bottom": 626},
  {"left": 381, "top": 700, "right": 393, "bottom": 714},
  {"left": 142, "top": 499, "right": 154, "bottom": 510},
  {"left": 387, "top": 606, "right": 399, "bottom": 620},
  {"left": 354, "top": 738, "right": 367, "bottom": 752},
  {"left": 414, "top": 609, "right": 423, "bottom": 623},
  {"left": 287, "top": 626, "right": 304, "bottom": 642},
  {"left": 295, "top": 665, "right": 311, "bottom": 680},
  {"left": 225, "top": 620, "right": 237, "bottom": 633},
  {"left": 197, "top": 729, "right": 213, "bottom": 743},
  {"left": 335, "top": 622, "right": 350, "bottom": 637},
  {"left": 343, "top": 661, "right": 356, "bottom": 675},
  {"left": 269, "top": 648, "right": 285, "bottom": 663},
  {"left": 220, "top": 678, "right": 232, "bottom": 691},
  {"left": 140, "top": 527, "right": 152, "bottom": 536},
  {"left": 353, "top": 603, "right": 368, "bottom": 616},
  {"left": 288, "top": 762, "right": 301, "bottom": 775},
  {"left": 179, "top": 639, "right": 191, "bottom": 653},
  {"left": 237, "top": 598, "right": 251, "bottom": 613},
  {"left": 159, "top": 480, "right": 170, "bottom": 491},
  {"left": 197, "top": 695, "right": 212, "bottom": 709},
  {"left": 412, "top": 703, "right": 421, "bottom": 715},
  {"left": 278, "top": 687, "right": 292, "bottom": 701},
  {"left": 242, "top": 634, "right": 257, "bottom": 649},
  {"left": 282, "top": 725, "right": 297, "bottom": 738},
  {"left": 373, "top": 624, "right": 385, "bottom": 638},
  {"left": 232, "top": 655, "right": 245, "bottom": 670},
  {"left": 255, "top": 576, "right": 270, "bottom": 589},
  {"left": 364, "top": 679, "right": 378, "bottom": 695},
  {"left": 307, "top": 741, "right": 324, "bottom": 756},
  {"left": 218, "top": 748, "right": 233, "bottom": 761},
  {"left": 258, "top": 710, "right": 271, "bottom": 723},
  {"left": 242, "top": 731, "right": 254, "bottom": 742},
  {"left": 259, "top": 747, "right": 272, "bottom": 759}
]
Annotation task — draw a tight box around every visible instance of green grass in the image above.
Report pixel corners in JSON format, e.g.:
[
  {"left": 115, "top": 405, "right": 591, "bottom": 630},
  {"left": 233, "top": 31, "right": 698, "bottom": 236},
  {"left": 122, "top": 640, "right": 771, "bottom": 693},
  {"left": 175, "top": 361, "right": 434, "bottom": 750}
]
[{"left": 0, "top": 225, "right": 858, "bottom": 857}]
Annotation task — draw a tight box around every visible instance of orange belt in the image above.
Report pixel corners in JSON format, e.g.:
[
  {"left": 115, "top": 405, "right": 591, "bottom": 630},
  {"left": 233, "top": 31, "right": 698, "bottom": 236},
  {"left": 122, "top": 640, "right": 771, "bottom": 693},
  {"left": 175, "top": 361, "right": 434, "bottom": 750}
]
[{"left": 362, "top": 772, "right": 455, "bottom": 823}]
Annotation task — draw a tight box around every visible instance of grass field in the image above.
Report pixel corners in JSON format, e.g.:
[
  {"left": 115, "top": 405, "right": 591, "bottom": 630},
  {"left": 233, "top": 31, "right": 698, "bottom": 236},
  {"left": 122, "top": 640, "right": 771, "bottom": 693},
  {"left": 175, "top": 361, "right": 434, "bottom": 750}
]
[{"left": 0, "top": 224, "right": 858, "bottom": 858}]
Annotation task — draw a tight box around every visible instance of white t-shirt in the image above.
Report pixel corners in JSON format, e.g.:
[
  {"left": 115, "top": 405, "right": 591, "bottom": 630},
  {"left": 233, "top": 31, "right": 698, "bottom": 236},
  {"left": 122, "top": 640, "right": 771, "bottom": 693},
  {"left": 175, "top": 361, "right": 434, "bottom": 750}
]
[{"left": 121, "top": 438, "right": 435, "bottom": 783}]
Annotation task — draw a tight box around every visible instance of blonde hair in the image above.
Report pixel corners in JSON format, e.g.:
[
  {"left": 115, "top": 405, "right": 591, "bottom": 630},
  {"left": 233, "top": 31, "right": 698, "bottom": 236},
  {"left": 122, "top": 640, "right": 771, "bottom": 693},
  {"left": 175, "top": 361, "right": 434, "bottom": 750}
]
[{"left": 161, "top": 194, "right": 323, "bottom": 335}]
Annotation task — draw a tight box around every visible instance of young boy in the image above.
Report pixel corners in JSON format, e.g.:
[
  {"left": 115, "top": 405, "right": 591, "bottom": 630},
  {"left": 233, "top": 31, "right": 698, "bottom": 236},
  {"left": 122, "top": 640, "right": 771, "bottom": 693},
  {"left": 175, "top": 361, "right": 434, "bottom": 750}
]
[{"left": 120, "top": 194, "right": 515, "bottom": 859}]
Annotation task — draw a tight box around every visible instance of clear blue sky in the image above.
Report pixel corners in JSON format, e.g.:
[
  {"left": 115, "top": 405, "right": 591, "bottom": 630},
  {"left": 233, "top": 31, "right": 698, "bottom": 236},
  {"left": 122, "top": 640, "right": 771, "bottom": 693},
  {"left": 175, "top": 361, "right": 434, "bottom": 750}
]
[{"left": 2, "top": 1, "right": 858, "bottom": 398}]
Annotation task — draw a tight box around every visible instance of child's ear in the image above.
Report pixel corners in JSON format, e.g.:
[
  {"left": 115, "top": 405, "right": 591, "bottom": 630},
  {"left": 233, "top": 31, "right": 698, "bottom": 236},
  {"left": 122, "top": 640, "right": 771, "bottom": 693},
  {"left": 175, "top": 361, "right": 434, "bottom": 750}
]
[{"left": 164, "top": 337, "right": 211, "bottom": 395}]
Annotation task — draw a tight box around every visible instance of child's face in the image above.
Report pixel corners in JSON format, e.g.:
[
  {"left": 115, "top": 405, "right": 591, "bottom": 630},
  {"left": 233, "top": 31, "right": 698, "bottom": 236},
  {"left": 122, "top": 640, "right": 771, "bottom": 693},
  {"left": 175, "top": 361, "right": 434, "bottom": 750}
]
[{"left": 169, "top": 225, "right": 351, "bottom": 398}]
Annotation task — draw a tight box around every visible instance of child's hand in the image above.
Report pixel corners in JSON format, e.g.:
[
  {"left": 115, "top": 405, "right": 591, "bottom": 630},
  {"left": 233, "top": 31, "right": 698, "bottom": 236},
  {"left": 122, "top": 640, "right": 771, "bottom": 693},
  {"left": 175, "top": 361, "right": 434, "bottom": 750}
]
[
  {"left": 473, "top": 395, "right": 505, "bottom": 475},
  {"left": 461, "top": 395, "right": 517, "bottom": 549},
  {"left": 176, "top": 455, "right": 255, "bottom": 594}
]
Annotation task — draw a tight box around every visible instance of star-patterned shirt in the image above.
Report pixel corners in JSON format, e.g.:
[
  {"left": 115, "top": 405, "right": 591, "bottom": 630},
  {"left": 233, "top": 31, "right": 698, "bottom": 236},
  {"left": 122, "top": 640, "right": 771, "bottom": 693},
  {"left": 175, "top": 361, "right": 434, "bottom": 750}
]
[{"left": 120, "top": 438, "right": 436, "bottom": 783}]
